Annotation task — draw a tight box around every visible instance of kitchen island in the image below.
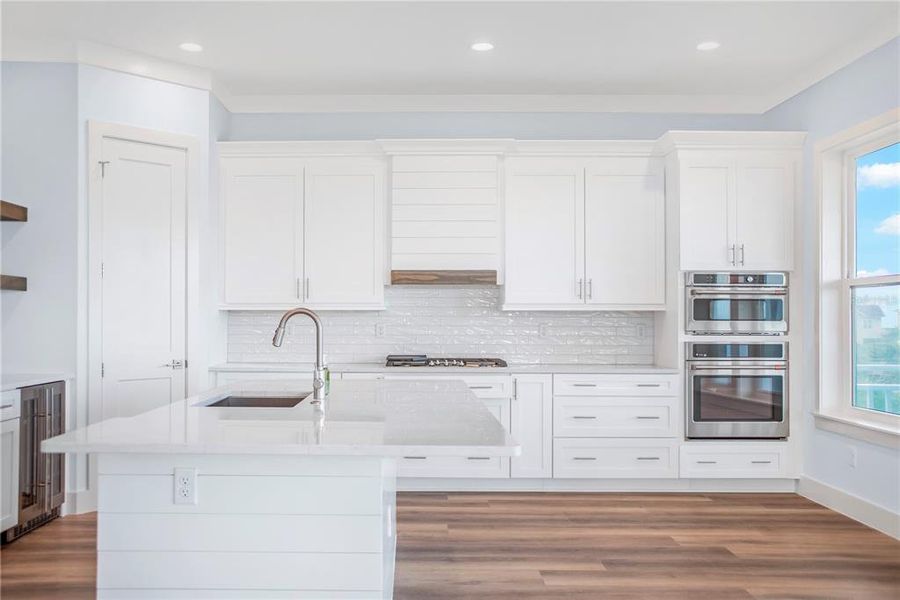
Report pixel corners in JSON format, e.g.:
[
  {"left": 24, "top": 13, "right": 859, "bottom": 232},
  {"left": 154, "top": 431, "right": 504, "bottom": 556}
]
[{"left": 43, "top": 378, "right": 519, "bottom": 599}]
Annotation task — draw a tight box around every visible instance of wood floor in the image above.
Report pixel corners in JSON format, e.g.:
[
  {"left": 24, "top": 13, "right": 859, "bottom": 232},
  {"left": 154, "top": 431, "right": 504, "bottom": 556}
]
[{"left": 1, "top": 493, "right": 898, "bottom": 599}]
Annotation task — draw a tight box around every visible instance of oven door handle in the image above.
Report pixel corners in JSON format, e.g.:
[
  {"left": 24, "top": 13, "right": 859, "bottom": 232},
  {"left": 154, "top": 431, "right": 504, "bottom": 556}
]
[
  {"left": 688, "top": 290, "right": 786, "bottom": 297},
  {"left": 688, "top": 366, "right": 786, "bottom": 376}
]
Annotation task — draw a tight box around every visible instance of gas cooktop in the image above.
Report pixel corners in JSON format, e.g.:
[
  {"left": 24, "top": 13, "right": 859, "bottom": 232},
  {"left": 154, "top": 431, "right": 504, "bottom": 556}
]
[{"left": 385, "top": 355, "right": 508, "bottom": 368}]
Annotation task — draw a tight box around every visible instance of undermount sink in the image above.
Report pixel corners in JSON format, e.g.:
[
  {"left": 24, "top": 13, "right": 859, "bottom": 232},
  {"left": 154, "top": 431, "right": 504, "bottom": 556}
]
[{"left": 204, "top": 394, "right": 310, "bottom": 408}]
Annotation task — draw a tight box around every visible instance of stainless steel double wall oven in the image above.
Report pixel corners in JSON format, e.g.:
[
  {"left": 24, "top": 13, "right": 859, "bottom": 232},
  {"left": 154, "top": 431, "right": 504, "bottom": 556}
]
[{"left": 685, "top": 273, "right": 789, "bottom": 439}]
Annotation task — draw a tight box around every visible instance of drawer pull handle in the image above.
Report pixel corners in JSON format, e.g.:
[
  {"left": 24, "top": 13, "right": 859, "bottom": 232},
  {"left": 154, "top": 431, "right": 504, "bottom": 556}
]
[
  {"left": 572, "top": 415, "right": 597, "bottom": 420},
  {"left": 751, "top": 460, "right": 772, "bottom": 464},
  {"left": 0, "top": 404, "right": 12, "bottom": 410},
  {"left": 572, "top": 383, "right": 597, "bottom": 387},
  {"left": 636, "top": 384, "right": 661, "bottom": 388},
  {"left": 636, "top": 456, "right": 660, "bottom": 461},
  {"left": 403, "top": 456, "right": 427, "bottom": 460},
  {"left": 573, "top": 457, "right": 597, "bottom": 461},
  {"left": 468, "top": 386, "right": 494, "bottom": 390},
  {"left": 697, "top": 460, "right": 717, "bottom": 464},
  {"left": 635, "top": 416, "right": 660, "bottom": 420},
  {"left": 467, "top": 457, "right": 491, "bottom": 461}
]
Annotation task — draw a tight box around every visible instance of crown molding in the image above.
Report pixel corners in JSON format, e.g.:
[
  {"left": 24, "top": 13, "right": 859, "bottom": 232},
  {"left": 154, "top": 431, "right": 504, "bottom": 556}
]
[
  {"left": 656, "top": 130, "right": 808, "bottom": 155},
  {"left": 511, "top": 139, "right": 659, "bottom": 156},
  {"left": 218, "top": 140, "right": 384, "bottom": 157},
  {"left": 376, "top": 139, "right": 516, "bottom": 155}
]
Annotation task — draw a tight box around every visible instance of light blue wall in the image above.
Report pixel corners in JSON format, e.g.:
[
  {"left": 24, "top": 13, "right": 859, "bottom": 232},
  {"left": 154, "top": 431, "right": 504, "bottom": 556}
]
[
  {"left": 227, "top": 111, "right": 770, "bottom": 141},
  {"left": 762, "top": 37, "right": 900, "bottom": 513},
  {"left": 1, "top": 62, "right": 78, "bottom": 376}
]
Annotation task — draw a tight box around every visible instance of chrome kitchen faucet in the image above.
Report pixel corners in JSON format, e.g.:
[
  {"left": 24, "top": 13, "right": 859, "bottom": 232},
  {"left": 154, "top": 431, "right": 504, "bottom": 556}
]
[{"left": 272, "top": 308, "right": 327, "bottom": 405}]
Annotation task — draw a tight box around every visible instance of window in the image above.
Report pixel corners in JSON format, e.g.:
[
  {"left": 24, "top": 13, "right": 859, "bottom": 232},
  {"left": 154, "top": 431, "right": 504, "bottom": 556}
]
[
  {"left": 848, "top": 142, "right": 899, "bottom": 417},
  {"left": 816, "top": 109, "right": 900, "bottom": 447}
]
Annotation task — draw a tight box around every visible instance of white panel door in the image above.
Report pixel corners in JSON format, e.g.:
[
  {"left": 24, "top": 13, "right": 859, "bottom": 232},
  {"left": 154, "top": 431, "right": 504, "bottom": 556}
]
[
  {"left": 304, "top": 158, "right": 384, "bottom": 306},
  {"left": 0, "top": 418, "right": 20, "bottom": 531},
  {"left": 679, "top": 159, "right": 735, "bottom": 270},
  {"left": 101, "top": 138, "right": 187, "bottom": 418},
  {"left": 504, "top": 158, "right": 584, "bottom": 306},
  {"left": 735, "top": 158, "right": 795, "bottom": 270},
  {"left": 585, "top": 161, "right": 665, "bottom": 306},
  {"left": 221, "top": 157, "right": 303, "bottom": 305},
  {"left": 510, "top": 375, "right": 552, "bottom": 479}
]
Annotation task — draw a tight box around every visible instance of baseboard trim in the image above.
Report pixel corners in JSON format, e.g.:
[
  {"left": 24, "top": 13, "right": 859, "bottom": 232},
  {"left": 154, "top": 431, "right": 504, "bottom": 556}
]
[
  {"left": 398, "top": 477, "right": 798, "bottom": 493},
  {"left": 798, "top": 476, "right": 900, "bottom": 539}
]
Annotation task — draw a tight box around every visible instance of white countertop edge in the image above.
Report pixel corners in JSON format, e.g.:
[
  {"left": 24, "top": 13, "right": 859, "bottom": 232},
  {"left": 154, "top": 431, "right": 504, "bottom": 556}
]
[
  {"left": 2, "top": 373, "right": 73, "bottom": 392},
  {"left": 209, "top": 362, "right": 679, "bottom": 375}
]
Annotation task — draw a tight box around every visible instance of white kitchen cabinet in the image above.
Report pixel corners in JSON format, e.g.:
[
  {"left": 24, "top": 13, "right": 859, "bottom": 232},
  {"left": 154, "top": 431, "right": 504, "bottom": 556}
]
[
  {"left": 510, "top": 375, "right": 552, "bottom": 478},
  {"left": 1, "top": 417, "right": 20, "bottom": 532},
  {"left": 504, "top": 156, "right": 665, "bottom": 310},
  {"left": 673, "top": 145, "right": 799, "bottom": 271},
  {"left": 584, "top": 160, "right": 665, "bottom": 307},
  {"left": 221, "top": 157, "right": 303, "bottom": 306},
  {"left": 219, "top": 150, "right": 386, "bottom": 309},
  {"left": 553, "top": 396, "right": 678, "bottom": 438},
  {"left": 679, "top": 443, "right": 791, "bottom": 479},
  {"left": 553, "top": 438, "right": 679, "bottom": 479},
  {"left": 504, "top": 158, "right": 584, "bottom": 307},
  {"left": 304, "top": 158, "right": 385, "bottom": 308}
]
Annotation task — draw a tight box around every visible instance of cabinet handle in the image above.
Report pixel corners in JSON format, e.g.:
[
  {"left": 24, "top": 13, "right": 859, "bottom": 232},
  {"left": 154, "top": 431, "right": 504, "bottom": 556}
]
[
  {"left": 512, "top": 379, "right": 517, "bottom": 400},
  {"left": 587, "top": 278, "right": 593, "bottom": 300},
  {"left": 468, "top": 385, "right": 493, "bottom": 390},
  {"left": 467, "top": 456, "right": 491, "bottom": 461},
  {"left": 697, "top": 460, "right": 717, "bottom": 464},
  {"left": 576, "top": 278, "right": 583, "bottom": 299},
  {"left": 296, "top": 278, "right": 301, "bottom": 299},
  {"left": 751, "top": 460, "right": 772, "bottom": 464},
  {"left": 305, "top": 277, "right": 310, "bottom": 299},
  {"left": 573, "top": 457, "right": 597, "bottom": 461},
  {"left": 572, "top": 415, "right": 597, "bottom": 420},
  {"left": 635, "top": 416, "right": 660, "bottom": 420},
  {"left": 0, "top": 404, "right": 12, "bottom": 410},
  {"left": 729, "top": 244, "right": 735, "bottom": 265},
  {"left": 403, "top": 456, "right": 427, "bottom": 460},
  {"left": 636, "top": 383, "right": 661, "bottom": 388},
  {"left": 572, "top": 383, "right": 597, "bottom": 388},
  {"left": 739, "top": 244, "right": 745, "bottom": 266},
  {"left": 636, "top": 456, "right": 660, "bottom": 461}
]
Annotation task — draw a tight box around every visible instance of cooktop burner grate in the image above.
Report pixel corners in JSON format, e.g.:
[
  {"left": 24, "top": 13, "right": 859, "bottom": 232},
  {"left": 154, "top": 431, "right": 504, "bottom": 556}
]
[{"left": 385, "top": 355, "right": 508, "bottom": 368}]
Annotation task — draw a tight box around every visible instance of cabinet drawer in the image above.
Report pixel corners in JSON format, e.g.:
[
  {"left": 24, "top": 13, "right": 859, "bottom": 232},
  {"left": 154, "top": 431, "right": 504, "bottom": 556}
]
[
  {"left": 214, "top": 372, "right": 314, "bottom": 386},
  {"left": 397, "top": 455, "right": 509, "bottom": 478},
  {"left": 553, "top": 397, "right": 678, "bottom": 438},
  {"left": 553, "top": 439, "right": 678, "bottom": 479},
  {"left": 554, "top": 374, "right": 678, "bottom": 396},
  {"left": 383, "top": 374, "right": 511, "bottom": 399},
  {"left": 0, "top": 390, "right": 21, "bottom": 421},
  {"left": 679, "top": 444, "right": 789, "bottom": 479}
]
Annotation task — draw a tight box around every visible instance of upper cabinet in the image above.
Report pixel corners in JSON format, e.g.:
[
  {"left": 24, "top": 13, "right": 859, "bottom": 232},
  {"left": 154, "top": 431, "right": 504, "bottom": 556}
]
[
  {"left": 504, "top": 155, "right": 665, "bottom": 310},
  {"left": 663, "top": 132, "right": 804, "bottom": 272},
  {"left": 220, "top": 146, "right": 386, "bottom": 310}
]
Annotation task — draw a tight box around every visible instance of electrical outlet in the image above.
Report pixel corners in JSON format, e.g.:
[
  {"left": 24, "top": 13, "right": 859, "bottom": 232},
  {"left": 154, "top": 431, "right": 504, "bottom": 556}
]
[
  {"left": 848, "top": 447, "right": 858, "bottom": 469},
  {"left": 539, "top": 323, "right": 549, "bottom": 337},
  {"left": 174, "top": 468, "right": 197, "bottom": 505},
  {"left": 375, "top": 323, "right": 386, "bottom": 337}
]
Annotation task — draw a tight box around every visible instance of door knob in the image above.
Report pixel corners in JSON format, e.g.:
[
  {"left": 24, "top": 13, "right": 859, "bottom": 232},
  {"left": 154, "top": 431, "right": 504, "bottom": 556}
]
[{"left": 162, "top": 360, "right": 185, "bottom": 369}]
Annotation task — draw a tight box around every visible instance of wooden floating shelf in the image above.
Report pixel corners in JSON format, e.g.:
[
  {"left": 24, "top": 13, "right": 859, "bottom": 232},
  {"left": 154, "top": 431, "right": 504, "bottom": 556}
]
[
  {"left": 0, "top": 201, "right": 28, "bottom": 222},
  {"left": 0, "top": 275, "right": 27, "bottom": 291},
  {"left": 391, "top": 270, "right": 498, "bottom": 285}
]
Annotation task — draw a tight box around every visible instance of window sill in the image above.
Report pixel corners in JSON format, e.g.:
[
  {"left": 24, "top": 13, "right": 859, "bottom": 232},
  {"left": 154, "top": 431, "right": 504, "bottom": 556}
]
[{"left": 813, "top": 412, "right": 900, "bottom": 449}]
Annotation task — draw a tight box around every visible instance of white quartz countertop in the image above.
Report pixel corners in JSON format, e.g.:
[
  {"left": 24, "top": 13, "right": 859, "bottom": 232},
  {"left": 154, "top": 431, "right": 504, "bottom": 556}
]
[
  {"left": 2, "top": 373, "right": 71, "bottom": 392},
  {"left": 43, "top": 379, "right": 520, "bottom": 458},
  {"left": 210, "top": 362, "right": 679, "bottom": 375}
]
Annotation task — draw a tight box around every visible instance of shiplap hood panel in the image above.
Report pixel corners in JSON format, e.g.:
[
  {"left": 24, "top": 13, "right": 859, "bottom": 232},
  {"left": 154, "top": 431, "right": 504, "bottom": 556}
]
[{"left": 383, "top": 140, "right": 513, "bottom": 283}]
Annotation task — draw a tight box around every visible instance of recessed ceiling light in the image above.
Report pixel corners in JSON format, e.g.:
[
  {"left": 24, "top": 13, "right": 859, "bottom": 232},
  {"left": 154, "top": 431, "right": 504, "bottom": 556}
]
[
  {"left": 471, "top": 42, "right": 494, "bottom": 52},
  {"left": 696, "top": 41, "right": 720, "bottom": 51},
  {"left": 179, "top": 42, "right": 203, "bottom": 53}
]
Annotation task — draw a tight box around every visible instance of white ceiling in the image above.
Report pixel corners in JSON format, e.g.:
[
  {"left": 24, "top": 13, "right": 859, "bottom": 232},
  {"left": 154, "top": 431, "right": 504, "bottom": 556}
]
[{"left": 2, "top": 1, "right": 898, "bottom": 113}]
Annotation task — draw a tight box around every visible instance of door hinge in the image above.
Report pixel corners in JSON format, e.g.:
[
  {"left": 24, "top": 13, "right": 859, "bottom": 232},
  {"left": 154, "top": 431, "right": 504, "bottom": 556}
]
[
  {"left": 98, "top": 161, "right": 110, "bottom": 178},
  {"left": 101, "top": 363, "right": 105, "bottom": 378},
  {"left": 101, "top": 262, "right": 105, "bottom": 278}
]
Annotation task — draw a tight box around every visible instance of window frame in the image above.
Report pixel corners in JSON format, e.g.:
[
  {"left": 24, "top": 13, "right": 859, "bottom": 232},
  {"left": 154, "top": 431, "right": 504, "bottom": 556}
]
[{"left": 816, "top": 109, "right": 900, "bottom": 448}]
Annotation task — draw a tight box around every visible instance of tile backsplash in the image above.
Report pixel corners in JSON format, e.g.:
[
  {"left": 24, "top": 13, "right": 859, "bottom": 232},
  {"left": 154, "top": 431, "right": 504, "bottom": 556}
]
[{"left": 227, "top": 286, "right": 655, "bottom": 365}]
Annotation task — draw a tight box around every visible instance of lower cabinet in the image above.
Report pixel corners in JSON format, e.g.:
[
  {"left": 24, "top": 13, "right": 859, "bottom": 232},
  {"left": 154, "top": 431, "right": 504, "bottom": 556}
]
[
  {"left": 553, "top": 438, "right": 679, "bottom": 479},
  {"left": 679, "top": 443, "right": 790, "bottom": 479},
  {"left": 510, "top": 375, "right": 552, "bottom": 478},
  {"left": 0, "top": 415, "right": 20, "bottom": 532}
]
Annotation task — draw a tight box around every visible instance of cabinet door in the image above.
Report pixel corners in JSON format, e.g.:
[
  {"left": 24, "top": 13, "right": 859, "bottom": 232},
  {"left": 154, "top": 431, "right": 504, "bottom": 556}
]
[
  {"left": 304, "top": 158, "right": 385, "bottom": 307},
  {"left": 734, "top": 157, "right": 795, "bottom": 270},
  {"left": 0, "top": 418, "right": 19, "bottom": 531},
  {"left": 679, "top": 158, "right": 736, "bottom": 270},
  {"left": 585, "top": 160, "right": 665, "bottom": 307},
  {"left": 504, "top": 158, "right": 584, "bottom": 307},
  {"left": 221, "top": 157, "right": 303, "bottom": 305},
  {"left": 510, "top": 375, "right": 552, "bottom": 478}
]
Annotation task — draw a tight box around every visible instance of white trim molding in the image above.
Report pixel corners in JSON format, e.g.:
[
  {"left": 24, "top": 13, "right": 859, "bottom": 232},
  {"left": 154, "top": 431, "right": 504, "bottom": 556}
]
[
  {"left": 814, "top": 107, "right": 900, "bottom": 448},
  {"left": 798, "top": 476, "right": 900, "bottom": 539},
  {"left": 656, "top": 130, "right": 807, "bottom": 154}
]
